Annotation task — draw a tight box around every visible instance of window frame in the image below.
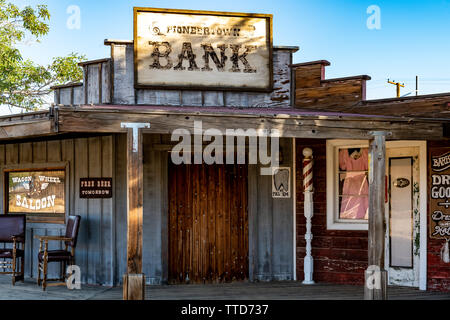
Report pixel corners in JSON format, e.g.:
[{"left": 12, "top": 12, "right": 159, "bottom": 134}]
[{"left": 326, "top": 139, "right": 370, "bottom": 230}]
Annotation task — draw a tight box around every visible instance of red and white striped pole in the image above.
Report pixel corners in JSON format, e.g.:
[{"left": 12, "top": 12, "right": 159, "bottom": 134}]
[{"left": 303, "top": 148, "right": 315, "bottom": 284}]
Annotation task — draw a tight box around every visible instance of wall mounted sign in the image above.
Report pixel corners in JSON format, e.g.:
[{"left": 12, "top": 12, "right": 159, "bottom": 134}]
[
  {"left": 429, "top": 147, "right": 450, "bottom": 239},
  {"left": 80, "top": 178, "right": 113, "bottom": 199},
  {"left": 7, "top": 170, "right": 65, "bottom": 214},
  {"left": 272, "top": 167, "right": 291, "bottom": 198},
  {"left": 134, "top": 7, "right": 273, "bottom": 91}
]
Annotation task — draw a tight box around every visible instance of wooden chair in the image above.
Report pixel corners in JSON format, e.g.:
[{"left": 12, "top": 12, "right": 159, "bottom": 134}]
[
  {"left": 0, "top": 214, "right": 26, "bottom": 285},
  {"left": 36, "top": 215, "right": 81, "bottom": 291}
]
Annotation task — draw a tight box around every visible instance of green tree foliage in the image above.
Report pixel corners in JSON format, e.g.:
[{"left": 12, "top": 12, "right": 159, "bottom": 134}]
[{"left": 0, "top": 1, "right": 85, "bottom": 111}]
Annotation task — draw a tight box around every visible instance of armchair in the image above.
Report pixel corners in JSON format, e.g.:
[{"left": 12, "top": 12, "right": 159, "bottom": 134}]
[
  {"left": 35, "top": 215, "right": 81, "bottom": 291},
  {"left": 0, "top": 214, "right": 26, "bottom": 285}
]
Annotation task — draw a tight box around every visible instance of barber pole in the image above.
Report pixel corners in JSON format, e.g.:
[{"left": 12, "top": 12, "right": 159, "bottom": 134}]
[{"left": 303, "top": 148, "right": 315, "bottom": 284}]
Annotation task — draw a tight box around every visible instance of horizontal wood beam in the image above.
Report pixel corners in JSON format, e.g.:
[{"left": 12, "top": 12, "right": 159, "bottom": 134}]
[
  {"left": 0, "top": 120, "right": 54, "bottom": 140},
  {"left": 57, "top": 110, "right": 444, "bottom": 140}
]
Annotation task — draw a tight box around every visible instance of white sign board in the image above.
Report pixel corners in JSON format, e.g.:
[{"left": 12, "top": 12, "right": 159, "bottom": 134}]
[
  {"left": 272, "top": 167, "right": 291, "bottom": 198},
  {"left": 134, "top": 8, "right": 273, "bottom": 91}
]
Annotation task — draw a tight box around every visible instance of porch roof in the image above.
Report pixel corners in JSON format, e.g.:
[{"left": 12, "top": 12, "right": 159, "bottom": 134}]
[
  {"left": 0, "top": 104, "right": 447, "bottom": 142},
  {"left": 75, "top": 104, "right": 450, "bottom": 122}
]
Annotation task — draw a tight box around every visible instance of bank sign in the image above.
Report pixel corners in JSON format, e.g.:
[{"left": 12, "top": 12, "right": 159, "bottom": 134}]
[{"left": 134, "top": 8, "right": 273, "bottom": 91}]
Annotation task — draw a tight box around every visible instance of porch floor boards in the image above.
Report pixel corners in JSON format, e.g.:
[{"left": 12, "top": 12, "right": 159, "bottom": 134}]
[{"left": 0, "top": 276, "right": 448, "bottom": 300}]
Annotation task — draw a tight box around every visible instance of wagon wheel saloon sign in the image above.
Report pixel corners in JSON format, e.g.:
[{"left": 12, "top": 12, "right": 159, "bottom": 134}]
[
  {"left": 7, "top": 170, "right": 65, "bottom": 215},
  {"left": 134, "top": 8, "right": 273, "bottom": 91},
  {"left": 430, "top": 148, "right": 450, "bottom": 239}
]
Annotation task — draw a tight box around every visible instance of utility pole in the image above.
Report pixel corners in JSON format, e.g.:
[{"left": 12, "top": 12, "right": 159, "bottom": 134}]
[
  {"left": 387, "top": 79, "right": 405, "bottom": 98},
  {"left": 416, "top": 76, "right": 419, "bottom": 96}
]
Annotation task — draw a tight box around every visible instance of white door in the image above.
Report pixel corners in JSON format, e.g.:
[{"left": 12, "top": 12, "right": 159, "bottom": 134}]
[{"left": 385, "top": 147, "right": 420, "bottom": 287}]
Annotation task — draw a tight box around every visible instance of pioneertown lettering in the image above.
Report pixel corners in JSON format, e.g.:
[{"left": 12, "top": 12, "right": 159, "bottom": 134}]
[
  {"left": 164, "top": 25, "right": 246, "bottom": 37},
  {"left": 148, "top": 42, "right": 257, "bottom": 73}
]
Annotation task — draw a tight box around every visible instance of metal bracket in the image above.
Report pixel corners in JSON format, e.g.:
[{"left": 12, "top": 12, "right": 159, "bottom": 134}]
[{"left": 121, "top": 123, "right": 151, "bottom": 152}]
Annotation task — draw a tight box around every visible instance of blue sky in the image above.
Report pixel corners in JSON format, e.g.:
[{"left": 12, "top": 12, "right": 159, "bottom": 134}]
[{"left": 14, "top": 0, "right": 450, "bottom": 101}]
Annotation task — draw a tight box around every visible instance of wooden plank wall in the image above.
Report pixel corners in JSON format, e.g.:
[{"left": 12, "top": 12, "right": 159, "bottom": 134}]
[
  {"left": 0, "top": 135, "right": 115, "bottom": 285},
  {"left": 0, "top": 134, "right": 296, "bottom": 286},
  {"left": 114, "top": 133, "right": 171, "bottom": 285},
  {"left": 168, "top": 163, "right": 249, "bottom": 284},
  {"left": 113, "top": 134, "right": 295, "bottom": 285},
  {"left": 249, "top": 138, "right": 295, "bottom": 281},
  {"left": 293, "top": 61, "right": 370, "bottom": 109}
]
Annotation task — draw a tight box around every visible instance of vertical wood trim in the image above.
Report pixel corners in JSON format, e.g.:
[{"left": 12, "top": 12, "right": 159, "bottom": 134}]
[
  {"left": 74, "top": 138, "right": 89, "bottom": 283},
  {"left": 32, "top": 141, "right": 47, "bottom": 163},
  {"left": 368, "top": 134, "right": 387, "bottom": 267},
  {"left": 114, "top": 134, "right": 127, "bottom": 284},
  {"left": 19, "top": 143, "right": 33, "bottom": 163},
  {"left": 160, "top": 149, "right": 169, "bottom": 283},
  {"left": 71, "top": 86, "right": 75, "bottom": 106},
  {"left": 126, "top": 128, "right": 144, "bottom": 274},
  {"left": 55, "top": 89, "right": 60, "bottom": 105},
  {"left": 83, "top": 66, "right": 88, "bottom": 104},
  {"left": 98, "top": 63, "right": 103, "bottom": 104},
  {"left": 366, "top": 133, "right": 388, "bottom": 300},
  {"left": 101, "top": 135, "right": 114, "bottom": 286},
  {"left": 292, "top": 138, "right": 297, "bottom": 280},
  {"left": 248, "top": 165, "right": 258, "bottom": 281},
  {"left": 46, "top": 140, "right": 62, "bottom": 162},
  {"left": 0, "top": 144, "right": 5, "bottom": 214},
  {"left": 6, "top": 144, "right": 19, "bottom": 165},
  {"left": 110, "top": 45, "right": 115, "bottom": 104}
]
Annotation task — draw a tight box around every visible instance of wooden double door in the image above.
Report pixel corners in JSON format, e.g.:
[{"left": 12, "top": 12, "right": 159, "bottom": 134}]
[{"left": 168, "top": 163, "right": 249, "bottom": 284}]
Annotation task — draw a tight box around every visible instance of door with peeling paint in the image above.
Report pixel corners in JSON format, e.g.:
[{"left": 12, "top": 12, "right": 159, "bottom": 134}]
[{"left": 385, "top": 147, "right": 420, "bottom": 287}]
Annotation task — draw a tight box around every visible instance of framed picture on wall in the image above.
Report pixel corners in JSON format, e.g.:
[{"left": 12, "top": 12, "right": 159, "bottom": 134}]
[{"left": 4, "top": 168, "right": 66, "bottom": 223}]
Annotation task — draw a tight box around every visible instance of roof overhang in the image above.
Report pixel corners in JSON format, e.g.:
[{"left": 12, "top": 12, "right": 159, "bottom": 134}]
[
  {"left": 53, "top": 105, "right": 447, "bottom": 141},
  {"left": 0, "top": 105, "right": 447, "bottom": 142}
]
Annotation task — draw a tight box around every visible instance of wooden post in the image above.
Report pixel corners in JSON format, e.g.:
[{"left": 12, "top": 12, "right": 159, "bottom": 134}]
[
  {"left": 302, "top": 148, "right": 315, "bottom": 284},
  {"left": 121, "top": 122, "right": 150, "bottom": 300},
  {"left": 364, "top": 131, "right": 388, "bottom": 300}
]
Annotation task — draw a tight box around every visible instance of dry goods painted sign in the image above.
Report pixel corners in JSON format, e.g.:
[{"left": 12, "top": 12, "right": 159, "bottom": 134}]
[
  {"left": 134, "top": 8, "right": 273, "bottom": 91},
  {"left": 7, "top": 170, "right": 65, "bottom": 214},
  {"left": 80, "top": 178, "right": 113, "bottom": 199},
  {"left": 429, "top": 148, "right": 450, "bottom": 239}
]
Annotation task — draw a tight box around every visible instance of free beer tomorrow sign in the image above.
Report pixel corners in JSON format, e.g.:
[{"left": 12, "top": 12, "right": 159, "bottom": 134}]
[{"left": 134, "top": 8, "right": 273, "bottom": 91}]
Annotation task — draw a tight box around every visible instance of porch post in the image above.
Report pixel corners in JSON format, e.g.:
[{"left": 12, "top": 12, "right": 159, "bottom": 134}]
[
  {"left": 302, "top": 148, "right": 315, "bottom": 284},
  {"left": 121, "top": 122, "right": 150, "bottom": 300},
  {"left": 364, "top": 131, "right": 388, "bottom": 300}
]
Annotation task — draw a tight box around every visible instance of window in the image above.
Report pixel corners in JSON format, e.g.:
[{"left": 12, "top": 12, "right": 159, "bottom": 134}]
[
  {"left": 5, "top": 168, "right": 66, "bottom": 223},
  {"left": 327, "top": 140, "right": 369, "bottom": 230}
]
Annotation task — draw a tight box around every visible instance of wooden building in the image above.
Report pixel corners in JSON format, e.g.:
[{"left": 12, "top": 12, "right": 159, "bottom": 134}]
[{"left": 0, "top": 8, "right": 449, "bottom": 299}]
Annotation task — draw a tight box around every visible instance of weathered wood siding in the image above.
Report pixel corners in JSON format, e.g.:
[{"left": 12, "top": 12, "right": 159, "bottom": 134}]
[
  {"left": 168, "top": 163, "right": 249, "bottom": 284},
  {"left": 117, "top": 135, "right": 295, "bottom": 285},
  {"left": 56, "top": 42, "right": 297, "bottom": 108},
  {"left": 0, "top": 135, "right": 116, "bottom": 285},
  {"left": 295, "top": 139, "right": 369, "bottom": 284},
  {"left": 293, "top": 61, "right": 370, "bottom": 109},
  {"left": 0, "top": 134, "right": 295, "bottom": 286},
  {"left": 250, "top": 138, "right": 295, "bottom": 281}
]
